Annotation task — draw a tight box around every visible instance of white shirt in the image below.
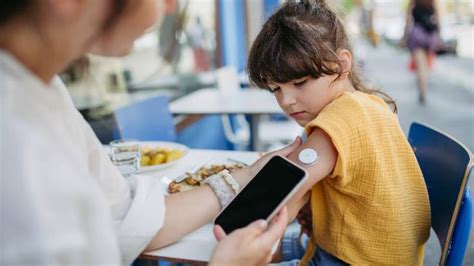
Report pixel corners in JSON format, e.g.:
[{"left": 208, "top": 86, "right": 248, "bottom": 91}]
[{"left": 0, "top": 50, "right": 165, "bottom": 265}]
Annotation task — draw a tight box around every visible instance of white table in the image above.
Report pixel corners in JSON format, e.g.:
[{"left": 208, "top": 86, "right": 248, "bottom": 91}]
[
  {"left": 129, "top": 71, "right": 250, "bottom": 91},
  {"left": 169, "top": 88, "right": 283, "bottom": 151},
  {"left": 141, "top": 149, "right": 259, "bottom": 263}
]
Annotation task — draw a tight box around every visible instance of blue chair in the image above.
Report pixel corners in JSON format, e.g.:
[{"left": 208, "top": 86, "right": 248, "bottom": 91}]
[
  {"left": 408, "top": 122, "right": 472, "bottom": 265},
  {"left": 114, "top": 96, "right": 177, "bottom": 141}
]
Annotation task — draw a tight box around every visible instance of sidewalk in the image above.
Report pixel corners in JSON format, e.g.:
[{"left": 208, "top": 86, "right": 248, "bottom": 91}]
[
  {"left": 359, "top": 40, "right": 474, "bottom": 265},
  {"left": 360, "top": 41, "right": 473, "bottom": 151}
]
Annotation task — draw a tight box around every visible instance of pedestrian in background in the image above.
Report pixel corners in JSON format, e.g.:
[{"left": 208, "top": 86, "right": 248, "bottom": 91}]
[
  {"left": 401, "top": 0, "right": 441, "bottom": 104},
  {"left": 187, "top": 17, "right": 212, "bottom": 71}
]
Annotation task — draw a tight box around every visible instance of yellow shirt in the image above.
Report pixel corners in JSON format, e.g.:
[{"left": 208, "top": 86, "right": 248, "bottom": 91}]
[{"left": 299, "top": 92, "right": 430, "bottom": 265}]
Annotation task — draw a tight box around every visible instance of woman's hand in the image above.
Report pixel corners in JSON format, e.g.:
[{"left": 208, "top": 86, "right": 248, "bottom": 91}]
[
  {"left": 209, "top": 207, "right": 288, "bottom": 266},
  {"left": 247, "top": 137, "right": 303, "bottom": 179},
  {"left": 231, "top": 137, "right": 303, "bottom": 189}
]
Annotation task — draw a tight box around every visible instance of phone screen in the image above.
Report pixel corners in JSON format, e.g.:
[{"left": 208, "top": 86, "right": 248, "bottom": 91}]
[{"left": 215, "top": 156, "right": 306, "bottom": 234}]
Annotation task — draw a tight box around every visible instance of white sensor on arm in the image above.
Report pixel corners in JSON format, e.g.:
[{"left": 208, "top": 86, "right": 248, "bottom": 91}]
[{"left": 298, "top": 148, "right": 319, "bottom": 166}]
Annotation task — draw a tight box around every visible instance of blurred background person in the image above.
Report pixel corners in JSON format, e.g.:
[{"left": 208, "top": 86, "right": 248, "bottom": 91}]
[
  {"left": 360, "top": 0, "right": 380, "bottom": 47},
  {"left": 401, "top": 0, "right": 441, "bottom": 104},
  {"left": 187, "top": 17, "right": 212, "bottom": 71},
  {"left": 158, "top": 0, "right": 186, "bottom": 72}
]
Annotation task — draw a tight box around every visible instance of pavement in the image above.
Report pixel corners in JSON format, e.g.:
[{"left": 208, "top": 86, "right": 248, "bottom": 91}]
[{"left": 359, "top": 39, "right": 474, "bottom": 265}]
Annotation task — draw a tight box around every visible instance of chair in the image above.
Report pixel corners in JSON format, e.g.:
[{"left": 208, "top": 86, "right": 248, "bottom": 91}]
[
  {"left": 114, "top": 96, "right": 177, "bottom": 141},
  {"left": 216, "top": 66, "right": 251, "bottom": 150},
  {"left": 408, "top": 122, "right": 472, "bottom": 265}
]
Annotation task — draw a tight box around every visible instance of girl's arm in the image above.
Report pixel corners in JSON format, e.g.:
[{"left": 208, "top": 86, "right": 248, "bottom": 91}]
[
  {"left": 283, "top": 127, "right": 338, "bottom": 219},
  {"left": 145, "top": 138, "right": 303, "bottom": 251}
]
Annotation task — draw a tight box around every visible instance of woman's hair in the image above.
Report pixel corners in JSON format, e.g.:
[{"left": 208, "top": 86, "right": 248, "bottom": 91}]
[
  {"left": 0, "top": 0, "right": 130, "bottom": 31},
  {"left": 247, "top": 0, "right": 397, "bottom": 112},
  {"left": 0, "top": 0, "right": 30, "bottom": 25}
]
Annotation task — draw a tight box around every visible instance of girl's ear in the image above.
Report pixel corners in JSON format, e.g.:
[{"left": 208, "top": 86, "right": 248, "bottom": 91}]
[{"left": 337, "top": 49, "right": 353, "bottom": 73}]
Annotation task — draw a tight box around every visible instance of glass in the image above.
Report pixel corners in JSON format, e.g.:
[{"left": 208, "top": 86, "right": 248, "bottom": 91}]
[{"left": 109, "top": 140, "right": 140, "bottom": 177}]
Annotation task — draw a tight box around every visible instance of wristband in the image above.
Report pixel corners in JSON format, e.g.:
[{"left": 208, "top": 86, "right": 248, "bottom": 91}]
[
  {"left": 204, "top": 171, "right": 235, "bottom": 208},
  {"left": 219, "top": 169, "right": 240, "bottom": 195}
]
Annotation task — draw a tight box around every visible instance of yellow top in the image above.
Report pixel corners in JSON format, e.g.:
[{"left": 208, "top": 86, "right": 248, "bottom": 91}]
[{"left": 299, "top": 92, "right": 430, "bottom": 265}]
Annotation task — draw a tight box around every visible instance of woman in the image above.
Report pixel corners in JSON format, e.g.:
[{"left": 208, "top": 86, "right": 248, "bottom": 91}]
[
  {"left": 401, "top": 0, "right": 441, "bottom": 104},
  {"left": 0, "top": 0, "right": 308, "bottom": 265}
]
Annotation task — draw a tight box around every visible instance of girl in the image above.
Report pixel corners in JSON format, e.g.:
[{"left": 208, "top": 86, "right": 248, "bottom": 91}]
[
  {"left": 247, "top": 0, "right": 431, "bottom": 265},
  {"left": 0, "top": 0, "right": 308, "bottom": 265}
]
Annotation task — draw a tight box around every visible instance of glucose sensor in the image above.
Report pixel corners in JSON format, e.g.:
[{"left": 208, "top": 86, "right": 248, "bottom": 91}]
[{"left": 298, "top": 148, "right": 319, "bottom": 166}]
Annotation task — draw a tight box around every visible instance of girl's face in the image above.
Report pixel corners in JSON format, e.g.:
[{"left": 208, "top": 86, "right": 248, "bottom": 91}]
[
  {"left": 269, "top": 75, "right": 343, "bottom": 127},
  {"left": 90, "top": 0, "right": 161, "bottom": 56}
]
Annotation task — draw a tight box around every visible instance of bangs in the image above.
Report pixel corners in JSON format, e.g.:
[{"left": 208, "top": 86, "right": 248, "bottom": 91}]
[{"left": 257, "top": 36, "right": 318, "bottom": 88}]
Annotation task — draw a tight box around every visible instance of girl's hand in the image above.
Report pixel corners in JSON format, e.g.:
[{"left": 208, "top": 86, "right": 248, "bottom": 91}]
[
  {"left": 210, "top": 207, "right": 288, "bottom": 266},
  {"left": 286, "top": 192, "right": 310, "bottom": 224},
  {"left": 296, "top": 201, "right": 313, "bottom": 236}
]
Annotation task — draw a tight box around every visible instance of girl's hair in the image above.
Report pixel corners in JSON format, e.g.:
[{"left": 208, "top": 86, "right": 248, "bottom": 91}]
[
  {"left": 0, "top": 0, "right": 130, "bottom": 31},
  {"left": 247, "top": 0, "right": 397, "bottom": 112}
]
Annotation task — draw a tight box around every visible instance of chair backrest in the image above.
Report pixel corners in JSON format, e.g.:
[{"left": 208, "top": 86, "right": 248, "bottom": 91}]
[
  {"left": 408, "top": 122, "right": 472, "bottom": 265},
  {"left": 216, "top": 66, "right": 250, "bottom": 149},
  {"left": 114, "top": 96, "right": 177, "bottom": 141},
  {"left": 447, "top": 187, "right": 472, "bottom": 266}
]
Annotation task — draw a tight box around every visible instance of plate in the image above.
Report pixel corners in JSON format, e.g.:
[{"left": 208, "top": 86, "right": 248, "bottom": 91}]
[{"left": 139, "top": 141, "right": 189, "bottom": 173}]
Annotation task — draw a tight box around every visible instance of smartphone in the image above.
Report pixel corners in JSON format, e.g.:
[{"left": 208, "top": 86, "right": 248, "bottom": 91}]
[{"left": 214, "top": 155, "right": 308, "bottom": 234}]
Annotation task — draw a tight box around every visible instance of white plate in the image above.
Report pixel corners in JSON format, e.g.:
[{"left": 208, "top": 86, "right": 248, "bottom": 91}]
[{"left": 139, "top": 141, "right": 189, "bottom": 173}]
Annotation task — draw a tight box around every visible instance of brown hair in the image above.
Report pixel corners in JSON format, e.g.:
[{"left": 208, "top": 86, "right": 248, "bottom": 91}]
[
  {"left": 0, "top": 0, "right": 31, "bottom": 25},
  {"left": 247, "top": 0, "right": 397, "bottom": 112}
]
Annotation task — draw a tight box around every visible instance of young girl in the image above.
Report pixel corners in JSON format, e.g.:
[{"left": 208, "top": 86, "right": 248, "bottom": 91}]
[{"left": 247, "top": 0, "right": 431, "bottom": 265}]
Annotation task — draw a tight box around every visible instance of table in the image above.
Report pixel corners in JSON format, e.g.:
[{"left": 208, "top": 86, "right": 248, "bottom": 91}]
[
  {"left": 128, "top": 70, "right": 250, "bottom": 91},
  {"left": 141, "top": 149, "right": 259, "bottom": 263},
  {"left": 169, "top": 88, "right": 283, "bottom": 151}
]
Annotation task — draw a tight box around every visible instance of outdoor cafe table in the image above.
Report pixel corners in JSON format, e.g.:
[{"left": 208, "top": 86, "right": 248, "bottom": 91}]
[
  {"left": 169, "top": 88, "right": 283, "bottom": 151},
  {"left": 140, "top": 148, "right": 259, "bottom": 264}
]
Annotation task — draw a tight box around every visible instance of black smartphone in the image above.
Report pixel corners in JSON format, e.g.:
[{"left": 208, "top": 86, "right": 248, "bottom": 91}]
[{"left": 214, "top": 155, "right": 308, "bottom": 234}]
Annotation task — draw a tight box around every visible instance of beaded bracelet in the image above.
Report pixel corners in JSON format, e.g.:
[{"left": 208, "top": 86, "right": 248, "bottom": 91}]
[
  {"left": 204, "top": 170, "right": 241, "bottom": 209},
  {"left": 219, "top": 169, "right": 240, "bottom": 195}
]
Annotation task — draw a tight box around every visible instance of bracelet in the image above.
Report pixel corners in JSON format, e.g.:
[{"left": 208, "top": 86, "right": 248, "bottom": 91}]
[
  {"left": 204, "top": 173, "right": 235, "bottom": 208},
  {"left": 219, "top": 169, "right": 241, "bottom": 195},
  {"left": 204, "top": 170, "right": 241, "bottom": 209}
]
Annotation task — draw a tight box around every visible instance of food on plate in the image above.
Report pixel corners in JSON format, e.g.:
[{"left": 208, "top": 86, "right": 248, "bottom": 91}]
[
  {"left": 168, "top": 163, "right": 246, "bottom": 194},
  {"left": 140, "top": 146, "right": 185, "bottom": 166}
]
